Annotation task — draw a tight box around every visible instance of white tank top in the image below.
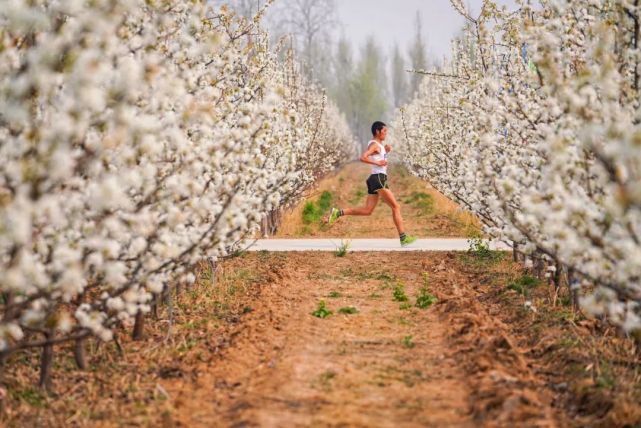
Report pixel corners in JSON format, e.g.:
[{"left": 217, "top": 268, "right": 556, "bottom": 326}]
[{"left": 368, "top": 140, "right": 387, "bottom": 175}]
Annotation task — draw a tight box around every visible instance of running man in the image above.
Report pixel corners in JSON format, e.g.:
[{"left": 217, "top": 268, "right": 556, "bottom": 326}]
[{"left": 327, "top": 121, "right": 417, "bottom": 247}]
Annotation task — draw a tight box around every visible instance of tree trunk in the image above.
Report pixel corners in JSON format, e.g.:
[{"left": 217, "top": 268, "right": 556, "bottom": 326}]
[
  {"left": 132, "top": 311, "right": 145, "bottom": 341},
  {"left": 208, "top": 258, "right": 217, "bottom": 287},
  {"left": 553, "top": 260, "right": 563, "bottom": 292},
  {"left": 568, "top": 268, "right": 580, "bottom": 310},
  {"left": 39, "top": 331, "right": 54, "bottom": 392},
  {"left": 151, "top": 293, "right": 159, "bottom": 319},
  {"left": 534, "top": 254, "right": 545, "bottom": 279},
  {"left": 74, "top": 337, "right": 88, "bottom": 370}
]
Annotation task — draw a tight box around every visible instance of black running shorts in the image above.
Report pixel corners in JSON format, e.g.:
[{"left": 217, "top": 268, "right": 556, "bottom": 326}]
[{"left": 366, "top": 173, "right": 389, "bottom": 195}]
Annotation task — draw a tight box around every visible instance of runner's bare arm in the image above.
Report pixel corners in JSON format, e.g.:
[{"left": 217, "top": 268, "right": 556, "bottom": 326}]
[{"left": 360, "top": 144, "right": 387, "bottom": 166}]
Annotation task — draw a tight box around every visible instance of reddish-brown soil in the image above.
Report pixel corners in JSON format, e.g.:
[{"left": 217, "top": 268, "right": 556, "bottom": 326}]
[
  {"left": 159, "top": 252, "right": 564, "bottom": 427},
  {"left": 5, "top": 251, "right": 641, "bottom": 427}
]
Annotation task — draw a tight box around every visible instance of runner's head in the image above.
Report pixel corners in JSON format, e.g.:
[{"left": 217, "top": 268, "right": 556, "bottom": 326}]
[{"left": 371, "top": 121, "right": 387, "bottom": 140}]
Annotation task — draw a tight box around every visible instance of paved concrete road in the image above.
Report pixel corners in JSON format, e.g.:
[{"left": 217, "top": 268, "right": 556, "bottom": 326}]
[{"left": 244, "top": 239, "right": 511, "bottom": 252}]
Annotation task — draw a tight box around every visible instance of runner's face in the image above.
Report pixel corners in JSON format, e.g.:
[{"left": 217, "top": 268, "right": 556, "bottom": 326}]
[{"left": 377, "top": 127, "right": 387, "bottom": 141}]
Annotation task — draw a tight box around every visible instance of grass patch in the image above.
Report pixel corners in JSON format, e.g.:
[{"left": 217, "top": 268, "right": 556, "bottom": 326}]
[
  {"left": 327, "top": 291, "right": 342, "bottom": 298},
  {"left": 338, "top": 306, "right": 359, "bottom": 315},
  {"left": 402, "top": 335, "right": 415, "bottom": 349},
  {"left": 461, "top": 235, "right": 504, "bottom": 266},
  {"left": 507, "top": 275, "right": 540, "bottom": 297},
  {"left": 318, "top": 191, "right": 332, "bottom": 212},
  {"left": 557, "top": 335, "right": 580, "bottom": 349},
  {"left": 302, "top": 191, "right": 333, "bottom": 225},
  {"left": 404, "top": 191, "right": 434, "bottom": 214},
  {"left": 10, "top": 387, "right": 47, "bottom": 408},
  {"left": 595, "top": 360, "right": 616, "bottom": 389},
  {"left": 302, "top": 201, "right": 321, "bottom": 224},
  {"left": 311, "top": 300, "right": 333, "bottom": 319}
]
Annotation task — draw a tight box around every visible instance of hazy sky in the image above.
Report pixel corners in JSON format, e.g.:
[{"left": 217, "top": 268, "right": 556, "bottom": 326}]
[{"left": 335, "top": 0, "right": 517, "bottom": 60}]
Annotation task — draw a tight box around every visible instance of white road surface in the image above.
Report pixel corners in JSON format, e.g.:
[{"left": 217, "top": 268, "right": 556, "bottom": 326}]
[{"left": 243, "top": 239, "right": 511, "bottom": 252}]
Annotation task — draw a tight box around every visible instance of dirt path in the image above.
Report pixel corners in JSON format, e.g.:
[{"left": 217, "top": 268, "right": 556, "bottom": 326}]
[
  {"left": 163, "top": 252, "right": 561, "bottom": 427},
  {"left": 274, "top": 163, "right": 480, "bottom": 239}
]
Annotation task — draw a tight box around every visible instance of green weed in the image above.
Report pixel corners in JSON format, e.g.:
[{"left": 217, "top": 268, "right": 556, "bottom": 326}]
[
  {"left": 416, "top": 288, "right": 437, "bottom": 309},
  {"left": 467, "top": 235, "right": 492, "bottom": 257},
  {"left": 311, "top": 300, "right": 333, "bottom": 319},
  {"left": 393, "top": 283, "right": 409, "bottom": 302},
  {"left": 11, "top": 387, "right": 46, "bottom": 408},
  {"left": 302, "top": 201, "right": 321, "bottom": 224},
  {"left": 338, "top": 306, "right": 359, "bottom": 315},
  {"left": 327, "top": 291, "right": 342, "bottom": 298},
  {"left": 557, "top": 335, "right": 580, "bottom": 349},
  {"left": 318, "top": 191, "right": 332, "bottom": 212},
  {"left": 402, "top": 335, "right": 415, "bottom": 349},
  {"left": 560, "top": 296, "right": 572, "bottom": 307},
  {"left": 376, "top": 272, "right": 396, "bottom": 281},
  {"left": 397, "top": 317, "right": 414, "bottom": 326},
  {"left": 462, "top": 235, "right": 504, "bottom": 266},
  {"left": 507, "top": 275, "right": 540, "bottom": 297},
  {"left": 316, "top": 370, "right": 337, "bottom": 391},
  {"left": 595, "top": 361, "right": 616, "bottom": 389},
  {"left": 335, "top": 240, "right": 350, "bottom": 257},
  {"left": 416, "top": 273, "right": 437, "bottom": 309}
]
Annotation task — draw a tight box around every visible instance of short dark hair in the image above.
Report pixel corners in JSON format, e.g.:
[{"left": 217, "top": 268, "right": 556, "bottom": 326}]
[{"left": 371, "top": 121, "right": 386, "bottom": 136}]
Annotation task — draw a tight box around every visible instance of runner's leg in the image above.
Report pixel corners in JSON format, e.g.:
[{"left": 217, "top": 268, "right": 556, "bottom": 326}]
[
  {"left": 343, "top": 194, "right": 379, "bottom": 216},
  {"left": 378, "top": 189, "right": 405, "bottom": 234}
]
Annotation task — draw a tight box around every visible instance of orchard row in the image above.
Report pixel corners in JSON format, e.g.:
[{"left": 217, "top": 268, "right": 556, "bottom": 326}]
[
  {"left": 395, "top": 0, "right": 641, "bottom": 333},
  {"left": 0, "top": 0, "right": 356, "bottom": 385}
]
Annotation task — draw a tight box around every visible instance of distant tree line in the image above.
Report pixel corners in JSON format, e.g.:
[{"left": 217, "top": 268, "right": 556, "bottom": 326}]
[{"left": 220, "top": 0, "right": 435, "bottom": 149}]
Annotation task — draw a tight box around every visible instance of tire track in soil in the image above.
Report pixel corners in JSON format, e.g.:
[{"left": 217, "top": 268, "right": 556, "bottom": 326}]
[{"left": 163, "top": 252, "right": 562, "bottom": 427}]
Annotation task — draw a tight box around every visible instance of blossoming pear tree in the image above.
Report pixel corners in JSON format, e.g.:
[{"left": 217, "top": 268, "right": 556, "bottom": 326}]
[
  {"left": 394, "top": 0, "right": 641, "bottom": 335},
  {"left": 0, "top": 0, "right": 356, "bottom": 387}
]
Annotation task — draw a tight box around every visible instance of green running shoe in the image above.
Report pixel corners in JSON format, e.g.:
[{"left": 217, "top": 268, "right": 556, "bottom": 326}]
[
  {"left": 400, "top": 234, "right": 417, "bottom": 247},
  {"left": 327, "top": 207, "right": 340, "bottom": 226}
]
